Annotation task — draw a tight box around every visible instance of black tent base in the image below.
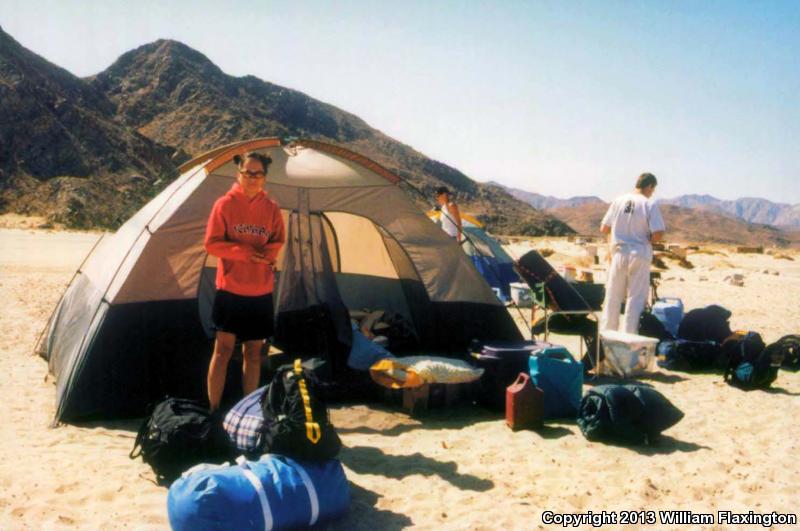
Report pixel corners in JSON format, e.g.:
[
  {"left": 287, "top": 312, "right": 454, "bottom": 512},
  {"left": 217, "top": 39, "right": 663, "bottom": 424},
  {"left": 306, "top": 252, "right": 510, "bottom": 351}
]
[{"left": 54, "top": 297, "right": 521, "bottom": 422}]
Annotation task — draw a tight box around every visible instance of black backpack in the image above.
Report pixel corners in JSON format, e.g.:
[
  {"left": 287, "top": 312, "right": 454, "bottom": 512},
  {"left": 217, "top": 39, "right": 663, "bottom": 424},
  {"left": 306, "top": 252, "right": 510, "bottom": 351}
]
[
  {"left": 723, "top": 332, "right": 780, "bottom": 390},
  {"left": 260, "top": 358, "right": 342, "bottom": 460},
  {"left": 768, "top": 335, "right": 800, "bottom": 371},
  {"left": 130, "top": 398, "right": 231, "bottom": 485}
]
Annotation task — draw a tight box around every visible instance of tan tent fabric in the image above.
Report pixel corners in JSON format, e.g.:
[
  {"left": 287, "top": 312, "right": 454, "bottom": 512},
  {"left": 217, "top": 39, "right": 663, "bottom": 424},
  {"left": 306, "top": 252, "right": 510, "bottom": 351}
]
[
  {"left": 325, "top": 212, "right": 398, "bottom": 278},
  {"left": 103, "top": 139, "right": 499, "bottom": 305}
]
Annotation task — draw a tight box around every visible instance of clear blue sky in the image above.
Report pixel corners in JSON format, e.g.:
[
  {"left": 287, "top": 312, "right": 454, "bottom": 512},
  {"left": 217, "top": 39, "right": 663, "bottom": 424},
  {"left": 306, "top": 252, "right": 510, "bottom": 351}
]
[{"left": 4, "top": 1, "right": 799, "bottom": 203}]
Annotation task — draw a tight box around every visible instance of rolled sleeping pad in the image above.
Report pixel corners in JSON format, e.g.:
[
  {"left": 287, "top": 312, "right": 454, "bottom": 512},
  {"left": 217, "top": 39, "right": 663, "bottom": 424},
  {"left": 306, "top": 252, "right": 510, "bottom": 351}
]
[{"left": 167, "top": 454, "right": 350, "bottom": 530}]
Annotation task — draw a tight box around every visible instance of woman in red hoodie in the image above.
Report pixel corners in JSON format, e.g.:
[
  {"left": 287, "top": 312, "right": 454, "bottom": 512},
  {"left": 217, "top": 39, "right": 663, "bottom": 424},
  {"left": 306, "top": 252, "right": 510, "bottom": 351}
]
[{"left": 204, "top": 152, "right": 285, "bottom": 412}]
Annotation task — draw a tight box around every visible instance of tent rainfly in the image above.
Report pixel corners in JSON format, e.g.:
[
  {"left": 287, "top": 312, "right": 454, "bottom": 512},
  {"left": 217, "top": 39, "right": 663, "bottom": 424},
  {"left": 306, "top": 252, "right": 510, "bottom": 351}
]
[{"left": 38, "top": 138, "right": 522, "bottom": 422}]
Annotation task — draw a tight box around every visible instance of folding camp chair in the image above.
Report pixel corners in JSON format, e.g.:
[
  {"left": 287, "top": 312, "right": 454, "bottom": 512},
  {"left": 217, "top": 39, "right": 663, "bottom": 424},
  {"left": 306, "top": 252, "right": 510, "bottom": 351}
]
[{"left": 514, "top": 250, "right": 603, "bottom": 375}]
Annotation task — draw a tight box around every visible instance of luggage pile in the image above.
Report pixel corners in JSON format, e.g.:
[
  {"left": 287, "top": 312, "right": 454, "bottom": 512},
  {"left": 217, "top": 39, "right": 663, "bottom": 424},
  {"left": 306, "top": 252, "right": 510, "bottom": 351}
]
[
  {"left": 644, "top": 302, "right": 790, "bottom": 391},
  {"left": 471, "top": 340, "right": 583, "bottom": 421},
  {"left": 132, "top": 358, "right": 350, "bottom": 530},
  {"left": 472, "top": 339, "right": 685, "bottom": 446}
]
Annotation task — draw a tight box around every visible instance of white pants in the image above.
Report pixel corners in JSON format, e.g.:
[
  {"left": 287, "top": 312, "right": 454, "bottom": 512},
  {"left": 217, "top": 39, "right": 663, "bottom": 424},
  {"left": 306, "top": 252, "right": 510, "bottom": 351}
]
[{"left": 600, "top": 245, "right": 652, "bottom": 334}]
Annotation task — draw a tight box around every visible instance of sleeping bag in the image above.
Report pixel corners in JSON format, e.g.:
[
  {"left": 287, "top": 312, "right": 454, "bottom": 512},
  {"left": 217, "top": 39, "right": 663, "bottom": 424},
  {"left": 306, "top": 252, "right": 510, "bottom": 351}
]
[
  {"left": 577, "top": 385, "right": 684, "bottom": 445},
  {"left": 167, "top": 455, "right": 350, "bottom": 530},
  {"left": 677, "top": 305, "right": 732, "bottom": 344}
]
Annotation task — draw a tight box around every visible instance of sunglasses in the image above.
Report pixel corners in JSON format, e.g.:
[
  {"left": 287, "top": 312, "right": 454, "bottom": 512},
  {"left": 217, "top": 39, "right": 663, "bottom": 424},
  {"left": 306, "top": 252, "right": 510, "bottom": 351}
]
[{"left": 240, "top": 170, "right": 266, "bottom": 179}]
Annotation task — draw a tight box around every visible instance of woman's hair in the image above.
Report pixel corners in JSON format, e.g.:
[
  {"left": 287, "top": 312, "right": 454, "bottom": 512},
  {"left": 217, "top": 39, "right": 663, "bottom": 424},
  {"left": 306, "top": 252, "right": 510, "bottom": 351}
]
[{"left": 233, "top": 152, "right": 273, "bottom": 172}]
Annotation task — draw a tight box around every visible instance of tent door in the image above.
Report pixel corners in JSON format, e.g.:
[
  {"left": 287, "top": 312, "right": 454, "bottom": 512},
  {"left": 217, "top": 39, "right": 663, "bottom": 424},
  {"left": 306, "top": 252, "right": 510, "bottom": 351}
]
[{"left": 273, "top": 189, "right": 352, "bottom": 374}]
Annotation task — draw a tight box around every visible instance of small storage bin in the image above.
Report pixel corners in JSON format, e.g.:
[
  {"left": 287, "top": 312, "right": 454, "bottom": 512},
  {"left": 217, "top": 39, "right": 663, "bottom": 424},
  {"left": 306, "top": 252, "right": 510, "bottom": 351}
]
[{"left": 599, "top": 330, "right": 658, "bottom": 377}]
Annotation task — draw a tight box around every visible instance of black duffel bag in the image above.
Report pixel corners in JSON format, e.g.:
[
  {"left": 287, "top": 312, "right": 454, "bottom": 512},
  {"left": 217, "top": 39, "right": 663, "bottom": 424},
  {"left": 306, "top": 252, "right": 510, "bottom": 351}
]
[
  {"left": 130, "top": 397, "right": 232, "bottom": 485},
  {"left": 657, "top": 339, "right": 722, "bottom": 372}
]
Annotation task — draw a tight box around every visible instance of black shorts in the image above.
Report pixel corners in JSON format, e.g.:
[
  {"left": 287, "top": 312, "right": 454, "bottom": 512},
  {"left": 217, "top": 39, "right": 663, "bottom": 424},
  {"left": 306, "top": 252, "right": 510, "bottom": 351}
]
[{"left": 212, "top": 290, "right": 274, "bottom": 341}]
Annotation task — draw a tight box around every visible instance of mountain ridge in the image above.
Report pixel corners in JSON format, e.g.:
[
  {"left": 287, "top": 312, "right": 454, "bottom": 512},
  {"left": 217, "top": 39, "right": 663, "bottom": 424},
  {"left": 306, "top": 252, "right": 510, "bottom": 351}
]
[
  {"left": 0, "top": 27, "right": 179, "bottom": 227},
  {"left": 496, "top": 179, "right": 800, "bottom": 231},
  {"left": 661, "top": 194, "right": 800, "bottom": 228},
  {"left": 489, "top": 182, "right": 605, "bottom": 210},
  {"left": 547, "top": 200, "right": 800, "bottom": 248},
  {"left": 0, "top": 28, "right": 572, "bottom": 235}
]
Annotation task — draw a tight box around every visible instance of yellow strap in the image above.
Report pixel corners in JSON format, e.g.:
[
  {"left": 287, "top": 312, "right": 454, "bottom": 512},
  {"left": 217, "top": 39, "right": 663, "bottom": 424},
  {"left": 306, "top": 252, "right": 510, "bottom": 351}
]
[{"left": 294, "top": 359, "right": 321, "bottom": 444}]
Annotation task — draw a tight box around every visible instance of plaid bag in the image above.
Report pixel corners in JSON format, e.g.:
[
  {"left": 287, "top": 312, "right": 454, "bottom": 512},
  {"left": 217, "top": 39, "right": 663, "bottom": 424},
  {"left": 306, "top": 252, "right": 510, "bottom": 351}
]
[{"left": 223, "top": 386, "right": 267, "bottom": 456}]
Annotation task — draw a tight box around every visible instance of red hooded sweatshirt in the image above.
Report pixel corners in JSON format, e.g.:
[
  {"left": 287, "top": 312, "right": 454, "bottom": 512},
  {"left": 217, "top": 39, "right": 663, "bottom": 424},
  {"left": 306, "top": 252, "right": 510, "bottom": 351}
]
[{"left": 204, "top": 183, "right": 285, "bottom": 296}]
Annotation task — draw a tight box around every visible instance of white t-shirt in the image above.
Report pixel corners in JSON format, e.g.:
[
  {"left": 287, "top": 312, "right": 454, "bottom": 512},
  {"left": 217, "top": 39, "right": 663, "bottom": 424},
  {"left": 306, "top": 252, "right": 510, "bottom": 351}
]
[{"left": 601, "top": 192, "right": 665, "bottom": 251}]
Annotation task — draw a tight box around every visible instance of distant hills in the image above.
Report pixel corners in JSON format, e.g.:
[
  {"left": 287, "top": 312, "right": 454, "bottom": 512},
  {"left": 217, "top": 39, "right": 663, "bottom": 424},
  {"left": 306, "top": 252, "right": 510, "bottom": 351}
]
[
  {"left": 661, "top": 194, "right": 800, "bottom": 229},
  {"left": 493, "top": 183, "right": 799, "bottom": 247},
  {"left": 547, "top": 200, "right": 800, "bottom": 248},
  {"left": 0, "top": 27, "right": 571, "bottom": 236},
  {"left": 491, "top": 183, "right": 605, "bottom": 210},
  {"left": 497, "top": 183, "right": 800, "bottom": 230}
]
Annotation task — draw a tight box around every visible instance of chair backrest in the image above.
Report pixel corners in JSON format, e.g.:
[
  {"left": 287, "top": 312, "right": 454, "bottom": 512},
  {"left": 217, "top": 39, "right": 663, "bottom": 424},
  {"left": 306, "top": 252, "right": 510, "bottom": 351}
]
[{"left": 514, "top": 251, "right": 593, "bottom": 312}]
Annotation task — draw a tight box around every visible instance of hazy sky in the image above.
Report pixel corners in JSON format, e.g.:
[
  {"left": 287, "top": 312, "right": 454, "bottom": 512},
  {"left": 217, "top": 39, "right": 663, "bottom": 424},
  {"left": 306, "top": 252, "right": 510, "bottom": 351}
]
[{"left": 3, "top": 1, "right": 798, "bottom": 202}]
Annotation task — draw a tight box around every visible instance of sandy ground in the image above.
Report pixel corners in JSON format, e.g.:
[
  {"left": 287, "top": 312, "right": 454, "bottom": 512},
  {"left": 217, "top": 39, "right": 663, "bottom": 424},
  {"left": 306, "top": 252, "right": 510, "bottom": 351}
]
[{"left": 1, "top": 227, "right": 798, "bottom": 530}]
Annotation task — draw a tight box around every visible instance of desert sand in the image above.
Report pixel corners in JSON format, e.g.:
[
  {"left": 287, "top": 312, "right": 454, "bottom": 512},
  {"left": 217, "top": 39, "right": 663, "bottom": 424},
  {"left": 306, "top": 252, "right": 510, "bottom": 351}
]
[{"left": 1, "top": 226, "right": 798, "bottom": 530}]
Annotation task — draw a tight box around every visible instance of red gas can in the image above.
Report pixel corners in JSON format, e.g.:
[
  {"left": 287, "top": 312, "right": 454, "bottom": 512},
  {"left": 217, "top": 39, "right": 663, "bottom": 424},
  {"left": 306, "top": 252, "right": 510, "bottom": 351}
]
[{"left": 506, "top": 372, "right": 544, "bottom": 430}]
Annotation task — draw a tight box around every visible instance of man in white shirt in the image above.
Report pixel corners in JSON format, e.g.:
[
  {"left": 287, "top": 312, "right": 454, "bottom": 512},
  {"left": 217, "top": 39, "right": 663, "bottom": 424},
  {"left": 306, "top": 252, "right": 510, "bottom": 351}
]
[{"left": 600, "top": 173, "right": 666, "bottom": 334}]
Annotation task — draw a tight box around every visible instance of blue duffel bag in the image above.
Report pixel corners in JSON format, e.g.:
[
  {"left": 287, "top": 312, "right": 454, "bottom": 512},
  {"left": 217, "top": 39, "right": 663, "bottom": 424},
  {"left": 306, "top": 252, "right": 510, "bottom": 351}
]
[
  {"left": 167, "top": 455, "right": 350, "bottom": 530},
  {"left": 529, "top": 348, "right": 583, "bottom": 419}
]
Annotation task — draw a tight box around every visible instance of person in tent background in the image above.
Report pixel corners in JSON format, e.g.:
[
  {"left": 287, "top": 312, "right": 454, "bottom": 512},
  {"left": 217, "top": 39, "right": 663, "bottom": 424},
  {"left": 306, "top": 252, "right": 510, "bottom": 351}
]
[
  {"left": 204, "top": 152, "right": 285, "bottom": 412},
  {"left": 435, "top": 186, "right": 462, "bottom": 242},
  {"left": 599, "top": 172, "right": 665, "bottom": 334}
]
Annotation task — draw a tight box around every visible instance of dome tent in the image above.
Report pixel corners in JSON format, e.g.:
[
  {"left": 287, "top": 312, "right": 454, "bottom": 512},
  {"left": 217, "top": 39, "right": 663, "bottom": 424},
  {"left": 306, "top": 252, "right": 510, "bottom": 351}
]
[
  {"left": 38, "top": 138, "right": 522, "bottom": 422},
  {"left": 428, "top": 210, "right": 521, "bottom": 301}
]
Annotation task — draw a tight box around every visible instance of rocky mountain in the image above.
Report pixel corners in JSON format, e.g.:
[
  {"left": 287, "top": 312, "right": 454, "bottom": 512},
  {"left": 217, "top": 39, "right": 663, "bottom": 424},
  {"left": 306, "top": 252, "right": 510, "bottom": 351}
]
[
  {"left": 663, "top": 194, "right": 800, "bottom": 229},
  {"left": 489, "top": 182, "right": 604, "bottom": 210},
  {"left": 0, "top": 27, "right": 179, "bottom": 227},
  {"left": 91, "top": 38, "right": 571, "bottom": 236},
  {"left": 0, "top": 29, "right": 571, "bottom": 235},
  {"left": 550, "top": 201, "right": 800, "bottom": 248}
]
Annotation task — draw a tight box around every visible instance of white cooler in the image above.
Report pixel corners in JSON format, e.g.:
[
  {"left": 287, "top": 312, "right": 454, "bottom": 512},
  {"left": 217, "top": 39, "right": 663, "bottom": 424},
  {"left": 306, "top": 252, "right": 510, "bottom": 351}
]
[
  {"left": 599, "top": 330, "right": 658, "bottom": 377},
  {"left": 509, "top": 282, "right": 532, "bottom": 307}
]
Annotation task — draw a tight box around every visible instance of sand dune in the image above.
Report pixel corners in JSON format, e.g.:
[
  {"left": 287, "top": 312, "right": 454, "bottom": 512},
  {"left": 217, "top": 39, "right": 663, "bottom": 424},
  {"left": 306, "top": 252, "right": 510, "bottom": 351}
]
[{"left": 1, "top": 228, "right": 798, "bottom": 530}]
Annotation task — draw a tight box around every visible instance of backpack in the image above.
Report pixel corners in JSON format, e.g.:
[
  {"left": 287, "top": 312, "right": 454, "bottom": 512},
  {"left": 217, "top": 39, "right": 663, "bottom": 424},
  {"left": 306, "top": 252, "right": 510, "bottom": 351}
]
[
  {"left": 260, "top": 358, "right": 342, "bottom": 460},
  {"left": 130, "top": 397, "right": 231, "bottom": 485},
  {"left": 723, "top": 332, "right": 779, "bottom": 390},
  {"left": 768, "top": 335, "right": 800, "bottom": 371}
]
